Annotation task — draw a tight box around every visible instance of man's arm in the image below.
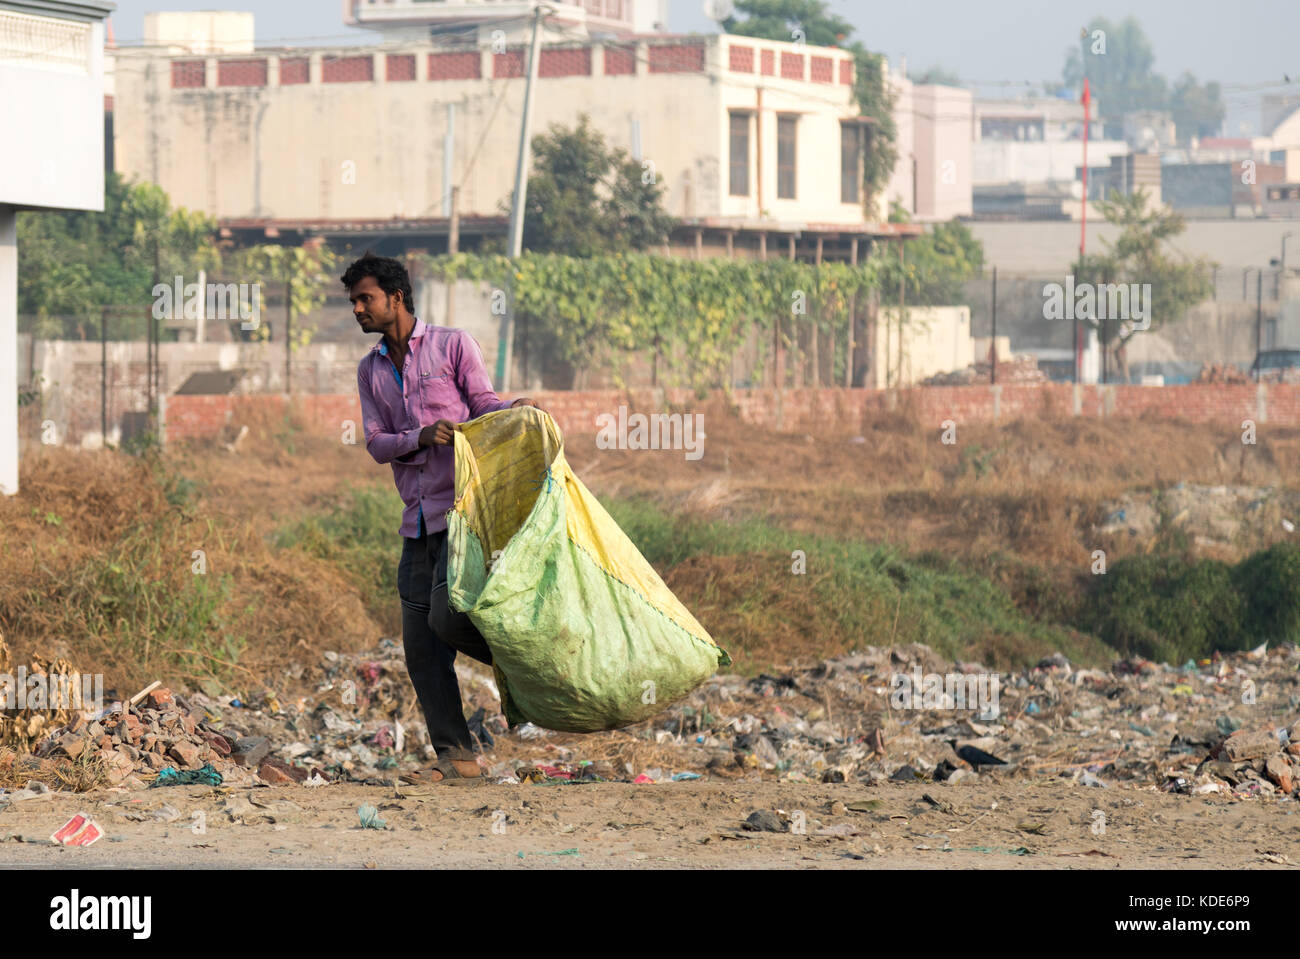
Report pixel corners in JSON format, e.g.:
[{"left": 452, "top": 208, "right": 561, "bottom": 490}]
[
  {"left": 453, "top": 330, "right": 515, "bottom": 419},
  {"left": 358, "top": 363, "right": 426, "bottom": 465}
]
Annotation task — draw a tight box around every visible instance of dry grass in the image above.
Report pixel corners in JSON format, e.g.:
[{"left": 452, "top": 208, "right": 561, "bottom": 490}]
[{"left": 4, "top": 400, "right": 1298, "bottom": 704}]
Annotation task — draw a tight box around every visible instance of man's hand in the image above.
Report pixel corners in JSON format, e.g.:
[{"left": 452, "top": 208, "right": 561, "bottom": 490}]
[{"left": 418, "top": 419, "right": 457, "bottom": 447}]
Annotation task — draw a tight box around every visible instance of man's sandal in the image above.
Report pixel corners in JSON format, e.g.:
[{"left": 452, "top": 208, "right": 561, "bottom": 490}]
[{"left": 399, "top": 758, "right": 484, "bottom": 787}]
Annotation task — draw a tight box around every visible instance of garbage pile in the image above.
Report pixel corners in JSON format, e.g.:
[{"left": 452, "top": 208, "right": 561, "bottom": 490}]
[
  {"left": 475, "top": 641, "right": 1300, "bottom": 798},
  {"left": 13, "top": 634, "right": 1300, "bottom": 800}
]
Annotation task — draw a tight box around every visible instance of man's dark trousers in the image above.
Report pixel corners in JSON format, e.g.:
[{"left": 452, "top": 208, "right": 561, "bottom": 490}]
[{"left": 398, "top": 514, "right": 494, "bottom": 762}]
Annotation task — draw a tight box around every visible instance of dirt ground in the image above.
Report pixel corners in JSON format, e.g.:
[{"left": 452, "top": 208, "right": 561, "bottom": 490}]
[
  {"left": 2, "top": 778, "right": 1297, "bottom": 869},
  {"left": 7, "top": 406, "right": 1300, "bottom": 871}
]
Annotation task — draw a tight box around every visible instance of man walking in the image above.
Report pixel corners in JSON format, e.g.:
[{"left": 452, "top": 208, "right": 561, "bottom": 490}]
[{"left": 346, "top": 252, "right": 539, "bottom": 785}]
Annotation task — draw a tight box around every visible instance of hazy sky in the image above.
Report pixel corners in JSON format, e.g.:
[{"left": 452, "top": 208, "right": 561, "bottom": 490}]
[{"left": 108, "top": 0, "right": 1300, "bottom": 134}]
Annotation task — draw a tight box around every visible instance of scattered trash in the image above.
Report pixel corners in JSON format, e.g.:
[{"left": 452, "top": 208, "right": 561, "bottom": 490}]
[
  {"left": 357, "top": 804, "right": 387, "bottom": 830},
  {"left": 516, "top": 848, "right": 579, "bottom": 858},
  {"left": 742, "top": 810, "right": 786, "bottom": 833},
  {"left": 4, "top": 780, "right": 52, "bottom": 802},
  {"left": 51, "top": 812, "right": 103, "bottom": 847},
  {"left": 150, "top": 764, "right": 223, "bottom": 788}
]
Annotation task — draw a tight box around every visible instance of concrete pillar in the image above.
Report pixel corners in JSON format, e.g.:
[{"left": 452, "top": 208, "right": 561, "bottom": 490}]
[{"left": 1, "top": 205, "right": 17, "bottom": 494}]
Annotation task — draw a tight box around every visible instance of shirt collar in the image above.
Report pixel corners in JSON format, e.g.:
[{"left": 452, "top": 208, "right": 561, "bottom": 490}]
[{"left": 374, "top": 317, "right": 426, "bottom": 356}]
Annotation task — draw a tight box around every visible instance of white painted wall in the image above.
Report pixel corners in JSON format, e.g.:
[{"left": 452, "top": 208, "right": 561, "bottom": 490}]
[
  {"left": 0, "top": 1, "right": 112, "bottom": 495},
  {"left": 0, "top": 13, "right": 106, "bottom": 210},
  {"left": 973, "top": 139, "right": 1128, "bottom": 186},
  {"left": 874, "top": 305, "right": 974, "bottom": 387}
]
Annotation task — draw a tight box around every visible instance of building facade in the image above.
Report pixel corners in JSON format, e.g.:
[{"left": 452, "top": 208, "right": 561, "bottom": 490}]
[
  {"left": 112, "top": 23, "right": 916, "bottom": 262},
  {"left": 1, "top": 0, "right": 114, "bottom": 494}
]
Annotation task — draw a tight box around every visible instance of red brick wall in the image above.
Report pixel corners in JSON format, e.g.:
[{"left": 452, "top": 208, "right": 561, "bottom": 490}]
[
  {"left": 171, "top": 61, "right": 205, "bottom": 88},
  {"left": 428, "top": 51, "right": 480, "bottom": 81},
  {"left": 217, "top": 59, "right": 267, "bottom": 87},
  {"left": 322, "top": 55, "right": 373, "bottom": 83},
  {"left": 385, "top": 54, "right": 415, "bottom": 82},
  {"left": 493, "top": 50, "right": 525, "bottom": 78},
  {"left": 162, "top": 385, "right": 1300, "bottom": 446},
  {"left": 279, "top": 58, "right": 309, "bottom": 84},
  {"left": 603, "top": 45, "right": 636, "bottom": 75},
  {"left": 648, "top": 43, "right": 705, "bottom": 73},
  {"left": 539, "top": 47, "right": 591, "bottom": 77}
]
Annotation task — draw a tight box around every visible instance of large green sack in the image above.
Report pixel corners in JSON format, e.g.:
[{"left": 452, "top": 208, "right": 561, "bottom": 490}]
[{"left": 446, "top": 407, "right": 729, "bottom": 732}]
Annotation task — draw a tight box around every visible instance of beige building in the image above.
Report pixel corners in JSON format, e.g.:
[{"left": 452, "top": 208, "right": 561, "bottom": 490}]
[
  {"left": 883, "top": 64, "right": 973, "bottom": 222},
  {"left": 112, "top": 17, "right": 916, "bottom": 261}
]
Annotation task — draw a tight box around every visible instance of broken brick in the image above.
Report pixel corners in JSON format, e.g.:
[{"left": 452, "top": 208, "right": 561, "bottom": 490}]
[
  {"left": 145, "top": 688, "right": 173, "bottom": 710},
  {"left": 168, "top": 741, "right": 200, "bottom": 768},
  {"left": 1221, "top": 729, "right": 1281, "bottom": 762},
  {"left": 1265, "top": 755, "right": 1295, "bottom": 794}
]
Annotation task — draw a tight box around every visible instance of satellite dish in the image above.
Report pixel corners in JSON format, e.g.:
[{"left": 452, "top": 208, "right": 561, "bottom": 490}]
[{"left": 702, "top": 0, "right": 735, "bottom": 22}]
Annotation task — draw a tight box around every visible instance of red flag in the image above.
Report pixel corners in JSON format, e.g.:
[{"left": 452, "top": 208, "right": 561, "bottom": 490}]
[{"left": 1082, "top": 77, "right": 1090, "bottom": 105}]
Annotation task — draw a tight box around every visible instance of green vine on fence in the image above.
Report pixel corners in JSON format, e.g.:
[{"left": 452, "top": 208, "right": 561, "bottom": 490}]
[{"left": 414, "top": 252, "right": 881, "bottom": 391}]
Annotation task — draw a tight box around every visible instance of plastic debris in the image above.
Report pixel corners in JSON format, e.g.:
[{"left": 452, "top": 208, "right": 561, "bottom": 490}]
[
  {"left": 516, "top": 848, "right": 579, "bottom": 858},
  {"left": 150, "top": 764, "right": 223, "bottom": 788},
  {"left": 357, "top": 804, "right": 387, "bottom": 829},
  {"left": 51, "top": 812, "right": 103, "bottom": 847}
]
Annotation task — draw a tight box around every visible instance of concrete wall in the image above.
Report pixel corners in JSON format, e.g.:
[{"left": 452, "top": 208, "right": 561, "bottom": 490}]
[
  {"left": 972, "top": 139, "right": 1128, "bottom": 186},
  {"left": 112, "top": 34, "right": 862, "bottom": 228},
  {"left": 873, "top": 306, "right": 973, "bottom": 387},
  {"left": 969, "top": 220, "right": 1300, "bottom": 273},
  {"left": 20, "top": 338, "right": 374, "bottom": 448},
  {"left": 912, "top": 85, "right": 973, "bottom": 220}
]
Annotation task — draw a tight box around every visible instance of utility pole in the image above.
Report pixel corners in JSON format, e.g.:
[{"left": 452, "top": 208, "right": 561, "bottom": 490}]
[
  {"left": 1078, "top": 75, "right": 1090, "bottom": 387},
  {"left": 446, "top": 185, "right": 460, "bottom": 327},
  {"left": 990, "top": 266, "right": 998, "bottom": 385},
  {"left": 284, "top": 277, "right": 292, "bottom": 396},
  {"left": 896, "top": 239, "right": 905, "bottom": 388},
  {"left": 101, "top": 308, "right": 108, "bottom": 445},
  {"left": 1256, "top": 270, "right": 1263, "bottom": 381},
  {"left": 501, "top": 3, "right": 551, "bottom": 393}
]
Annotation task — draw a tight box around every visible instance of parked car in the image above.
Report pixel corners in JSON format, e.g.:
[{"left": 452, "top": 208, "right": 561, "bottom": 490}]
[{"left": 1250, "top": 349, "right": 1300, "bottom": 383}]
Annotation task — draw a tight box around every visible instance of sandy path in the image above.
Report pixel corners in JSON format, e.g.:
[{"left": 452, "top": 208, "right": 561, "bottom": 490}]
[{"left": 2, "top": 779, "right": 1297, "bottom": 870}]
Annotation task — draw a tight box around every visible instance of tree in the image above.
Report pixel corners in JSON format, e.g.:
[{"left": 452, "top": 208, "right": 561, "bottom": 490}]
[
  {"left": 18, "top": 173, "right": 218, "bottom": 338},
  {"left": 721, "top": 0, "right": 853, "bottom": 46},
  {"left": 877, "top": 219, "right": 985, "bottom": 306},
  {"left": 910, "top": 66, "right": 962, "bottom": 87},
  {"left": 1063, "top": 16, "right": 1167, "bottom": 139},
  {"left": 515, "top": 115, "right": 674, "bottom": 257},
  {"left": 720, "top": 0, "right": 898, "bottom": 218},
  {"left": 229, "top": 243, "right": 339, "bottom": 347},
  {"left": 1170, "top": 73, "right": 1225, "bottom": 144},
  {"left": 1072, "top": 189, "right": 1213, "bottom": 382}
]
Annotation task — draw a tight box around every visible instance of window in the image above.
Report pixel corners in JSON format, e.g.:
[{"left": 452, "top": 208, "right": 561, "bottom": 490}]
[
  {"left": 729, "top": 112, "right": 750, "bottom": 196},
  {"left": 841, "top": 123, "right": 864, "bottom": 203},
  {"left": 777, "top": 115, "right": 797, "bottom": 199}
]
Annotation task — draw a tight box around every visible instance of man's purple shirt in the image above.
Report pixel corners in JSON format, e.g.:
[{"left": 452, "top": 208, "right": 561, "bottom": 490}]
[{"left": 357, "top": 319, "right": 511, "bottom": 537}]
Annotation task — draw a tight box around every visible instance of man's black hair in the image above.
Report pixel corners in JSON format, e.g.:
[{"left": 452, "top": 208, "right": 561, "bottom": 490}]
[{"left": 340, "top": 251, "right": 414, "bottom": 314}]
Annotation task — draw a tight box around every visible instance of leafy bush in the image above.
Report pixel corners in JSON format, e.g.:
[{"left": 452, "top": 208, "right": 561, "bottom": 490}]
[{"left": 1085, "top": 554, "right": 1249, "bottom": 662}]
